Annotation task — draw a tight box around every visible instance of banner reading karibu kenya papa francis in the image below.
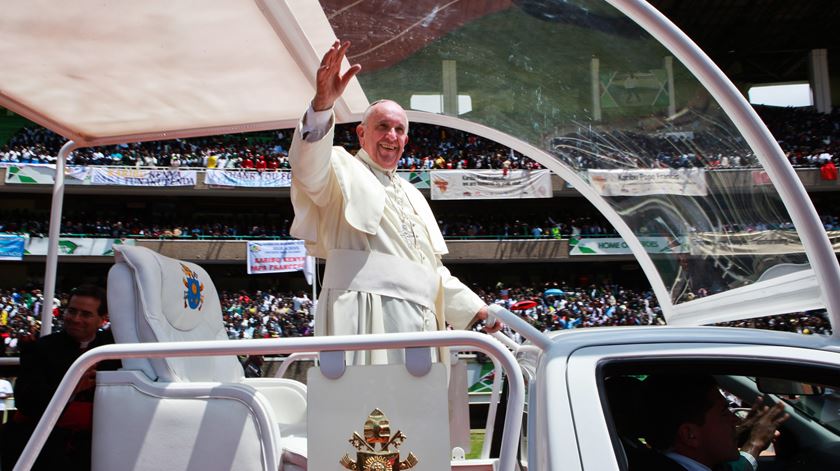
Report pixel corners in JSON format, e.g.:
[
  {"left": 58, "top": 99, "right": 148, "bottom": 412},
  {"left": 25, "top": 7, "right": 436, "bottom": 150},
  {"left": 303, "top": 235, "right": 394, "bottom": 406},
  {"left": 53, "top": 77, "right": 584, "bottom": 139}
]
[
  {"left": 247, "top": 240, "right": 307, "bottom": 274},
  {"left": 430, "top": 169, "right": 552, "bottom": 200}
]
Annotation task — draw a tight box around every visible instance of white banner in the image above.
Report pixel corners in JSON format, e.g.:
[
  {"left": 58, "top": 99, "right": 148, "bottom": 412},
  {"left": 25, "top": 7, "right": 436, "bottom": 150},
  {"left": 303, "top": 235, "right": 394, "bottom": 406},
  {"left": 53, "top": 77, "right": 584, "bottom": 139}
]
[
  {"left": 430, "top": 169, "right": 552, "bottom": 200},
  {"left": 587, "top": 168, "right": 707, "bottom": 196},
  {"left": 690, "top": 230, "right": 808, "bottom": 256},
  {"left": 90, "top": 168, "right": 196, "bottom": 186},
  {"left": 205, "top": 169, "right": 291, "bottom": 188},
  {"left": 5, "top": 165, "right": 91, "bottom": 185},
  {"left": 24, "top": 237, "right": 136, "bottom": 256},
  {"left": 247, "top": 240, "right": 307, "bottom": 274},
  {"left": 569, "top": 236, "right": 688, "bottom": 255}
]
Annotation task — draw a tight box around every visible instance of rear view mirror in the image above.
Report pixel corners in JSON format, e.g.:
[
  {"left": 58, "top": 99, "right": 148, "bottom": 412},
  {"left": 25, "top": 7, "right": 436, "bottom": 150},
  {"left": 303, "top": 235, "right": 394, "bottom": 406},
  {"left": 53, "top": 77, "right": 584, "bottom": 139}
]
[{"left": 757, "top": 377, "right": 825, "bottom": 396}]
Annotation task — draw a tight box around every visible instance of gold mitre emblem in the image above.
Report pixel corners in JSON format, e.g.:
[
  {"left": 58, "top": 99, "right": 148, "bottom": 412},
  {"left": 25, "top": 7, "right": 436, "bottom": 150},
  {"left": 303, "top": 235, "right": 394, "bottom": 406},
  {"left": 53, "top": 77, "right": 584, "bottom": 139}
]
[{"left": 340, "top": 408, "right": 419, "bottom": 470}]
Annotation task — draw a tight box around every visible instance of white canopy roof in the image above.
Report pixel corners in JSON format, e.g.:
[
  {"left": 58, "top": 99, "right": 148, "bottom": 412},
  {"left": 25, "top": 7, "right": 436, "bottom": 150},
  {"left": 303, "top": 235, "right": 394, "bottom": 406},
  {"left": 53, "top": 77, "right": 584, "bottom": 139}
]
[{"left": 0, "top": 0, "right": 369, "bottom": 146}]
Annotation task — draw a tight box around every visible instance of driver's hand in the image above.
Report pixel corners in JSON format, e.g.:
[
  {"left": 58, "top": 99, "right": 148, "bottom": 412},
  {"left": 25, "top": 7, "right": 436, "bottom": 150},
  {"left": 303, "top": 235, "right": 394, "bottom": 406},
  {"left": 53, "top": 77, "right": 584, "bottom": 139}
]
[{"left": 741, "top": 400, "right": 790, "bottom": 458}]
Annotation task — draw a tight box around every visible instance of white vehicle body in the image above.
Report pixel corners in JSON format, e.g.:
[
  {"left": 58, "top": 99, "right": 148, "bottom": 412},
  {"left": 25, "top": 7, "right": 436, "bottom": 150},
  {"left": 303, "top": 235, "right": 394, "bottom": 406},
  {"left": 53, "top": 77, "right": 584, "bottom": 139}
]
[
  {"left": 2, "top": 1, "right": 838, "bottom": 470},
  {"left": 523, "top": 326, "right": 840, "bottom": 470}
]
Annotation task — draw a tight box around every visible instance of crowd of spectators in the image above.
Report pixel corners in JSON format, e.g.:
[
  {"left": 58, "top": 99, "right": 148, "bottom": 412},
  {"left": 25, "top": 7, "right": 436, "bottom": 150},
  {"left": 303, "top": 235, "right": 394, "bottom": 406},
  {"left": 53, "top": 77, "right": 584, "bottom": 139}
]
[
  {"left": 2, "top": 126, "right": 293, "bottom": 169},
  {"left": 0, "top": 286, "right": 316, "bottom": 356},
  {"left": 0, "top": 122, "right": 537, "bottom": 171},
  {"left": 545, "top": 105, "right": 838, "bottom": 170},
  {"left": 6, "top": 209, "right": 840, "bottom": 241},
  {"left": 476, "top": 281, "right": 832, "bottom": 340},
  {"left": 0, "top": 282, "right": 830, "bottom": 356},
  {"left": 2, "top": 106, "right": 836, "bottom": 171},
  {"left": 0, "top": 209, "right": 616, "bottom": 240},
  {"left": 220, "top": 289, "right": 314, "bottom": 340}
]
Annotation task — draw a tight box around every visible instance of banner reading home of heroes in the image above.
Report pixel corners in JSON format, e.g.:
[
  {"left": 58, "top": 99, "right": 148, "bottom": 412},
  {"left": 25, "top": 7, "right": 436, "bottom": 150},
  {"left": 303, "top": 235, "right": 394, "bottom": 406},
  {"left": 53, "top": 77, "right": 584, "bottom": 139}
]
[
  {"left": 569, "top": 236, "right": 688, "bottom": 255},
  {"left": 588, "top": 168, "right": 707, "bottom": 196},
  {"left": 247, "top": 240, "right": 306, "bottom": 274},
  {"left": 430, "top": 169, "right": 552, "bottom": 200}
]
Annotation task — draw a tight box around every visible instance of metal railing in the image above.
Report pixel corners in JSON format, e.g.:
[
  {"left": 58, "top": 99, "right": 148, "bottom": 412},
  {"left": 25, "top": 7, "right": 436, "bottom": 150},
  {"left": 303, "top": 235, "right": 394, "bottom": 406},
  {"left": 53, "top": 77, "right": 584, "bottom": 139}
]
[{"left": 14, "top": 331, "right": 525, "bottom": 471}]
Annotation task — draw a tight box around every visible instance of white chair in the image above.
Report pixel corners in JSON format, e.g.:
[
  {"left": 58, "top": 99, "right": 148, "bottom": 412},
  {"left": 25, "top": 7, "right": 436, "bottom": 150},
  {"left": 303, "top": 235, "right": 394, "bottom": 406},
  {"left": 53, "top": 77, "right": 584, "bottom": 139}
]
[{"left": 92, "top": 246, "right": 307, "bottom": 471}]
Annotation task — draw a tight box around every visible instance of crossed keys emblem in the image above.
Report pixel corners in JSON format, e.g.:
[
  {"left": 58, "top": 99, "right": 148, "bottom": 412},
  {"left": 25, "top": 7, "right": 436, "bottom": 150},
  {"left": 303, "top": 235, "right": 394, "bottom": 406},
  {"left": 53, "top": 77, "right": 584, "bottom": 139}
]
[{"left": 340, "top": 408, "right": 419, "bottom": 470}]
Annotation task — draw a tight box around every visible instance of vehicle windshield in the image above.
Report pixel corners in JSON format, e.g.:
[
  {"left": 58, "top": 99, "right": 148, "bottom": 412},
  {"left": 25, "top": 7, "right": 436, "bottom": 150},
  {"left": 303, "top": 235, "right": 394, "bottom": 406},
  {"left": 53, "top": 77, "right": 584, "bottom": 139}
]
[
  {"left": 323, "top": 0, "right": 813, "bottom": 312},
  {"left": 779, "top": 386, "right": 840, "bottom": 435}
]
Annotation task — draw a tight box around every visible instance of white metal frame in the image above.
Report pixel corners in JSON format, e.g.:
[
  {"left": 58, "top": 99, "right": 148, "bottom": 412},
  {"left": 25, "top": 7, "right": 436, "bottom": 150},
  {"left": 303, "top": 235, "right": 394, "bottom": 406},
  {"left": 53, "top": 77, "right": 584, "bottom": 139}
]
[
  {"left": 39, "top": 141, "right": 77, "bottom": 336},
  {"left": 604, "top": 0, "right": 840, "bottom": 332},
  {"left": 13, "top": 331, "right": 524, "bottom": 471}
]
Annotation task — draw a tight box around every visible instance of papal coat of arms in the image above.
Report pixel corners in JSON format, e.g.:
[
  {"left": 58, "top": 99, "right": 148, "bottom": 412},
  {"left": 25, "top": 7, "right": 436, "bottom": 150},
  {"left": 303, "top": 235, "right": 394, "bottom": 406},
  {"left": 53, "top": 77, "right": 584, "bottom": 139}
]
[
  {"left": 180, "top": 263, "right": 204, "bottom": 310},
  {"left": 340, "top": 408, "right": 418, "bottom": 471}
]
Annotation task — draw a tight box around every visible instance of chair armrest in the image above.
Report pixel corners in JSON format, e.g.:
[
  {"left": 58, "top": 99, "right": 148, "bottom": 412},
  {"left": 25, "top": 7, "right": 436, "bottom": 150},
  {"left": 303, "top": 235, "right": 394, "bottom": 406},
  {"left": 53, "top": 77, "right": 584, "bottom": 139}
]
[{"left": 243, "top": 377, "right": 307, "bottom": 429}]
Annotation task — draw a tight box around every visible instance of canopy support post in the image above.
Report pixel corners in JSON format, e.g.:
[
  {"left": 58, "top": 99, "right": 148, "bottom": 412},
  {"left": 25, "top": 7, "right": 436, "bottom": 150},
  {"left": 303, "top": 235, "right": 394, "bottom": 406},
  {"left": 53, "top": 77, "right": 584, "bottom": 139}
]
[{"left": 41, "top": 140, "right": 77, "bottom": 336}]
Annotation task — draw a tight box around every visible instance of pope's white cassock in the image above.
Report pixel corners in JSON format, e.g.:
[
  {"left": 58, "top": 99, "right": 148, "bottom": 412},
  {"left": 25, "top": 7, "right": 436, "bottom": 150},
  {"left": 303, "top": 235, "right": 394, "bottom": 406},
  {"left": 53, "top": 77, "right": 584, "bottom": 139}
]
[{"left": 289, "top": 107, "right": 484, "bottom": 364}]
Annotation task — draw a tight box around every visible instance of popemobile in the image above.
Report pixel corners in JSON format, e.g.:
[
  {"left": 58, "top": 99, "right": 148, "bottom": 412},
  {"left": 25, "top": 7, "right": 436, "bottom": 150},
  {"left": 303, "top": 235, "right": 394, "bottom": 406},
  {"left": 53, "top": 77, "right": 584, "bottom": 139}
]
[{"left": 1, "top": 1, "right": 838, "bottom": 470}]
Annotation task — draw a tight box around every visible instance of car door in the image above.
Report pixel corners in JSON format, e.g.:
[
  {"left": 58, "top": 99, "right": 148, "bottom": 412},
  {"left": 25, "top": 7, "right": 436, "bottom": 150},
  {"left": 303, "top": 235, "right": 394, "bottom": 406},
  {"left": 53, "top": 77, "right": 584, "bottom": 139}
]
[{"left": 564, "top": 342, "right": 840, "bottom": 470}]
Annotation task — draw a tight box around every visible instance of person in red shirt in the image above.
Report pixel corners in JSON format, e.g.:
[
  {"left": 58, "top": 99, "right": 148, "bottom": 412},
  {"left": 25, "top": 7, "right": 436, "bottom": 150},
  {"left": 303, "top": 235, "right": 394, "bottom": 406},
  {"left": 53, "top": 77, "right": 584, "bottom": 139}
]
[
  {"left": 255, "top": 155, "right": 267, "bottom": 171},
  {"left": 820, "top": 160, "right": 837, "bottom": 181}
]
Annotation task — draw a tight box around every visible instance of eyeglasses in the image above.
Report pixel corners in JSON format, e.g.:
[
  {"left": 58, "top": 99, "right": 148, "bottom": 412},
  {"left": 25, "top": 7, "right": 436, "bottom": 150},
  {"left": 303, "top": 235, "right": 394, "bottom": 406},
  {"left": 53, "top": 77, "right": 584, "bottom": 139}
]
[{"left": 63, "top": 307, "right": 98, "bottom": 320}]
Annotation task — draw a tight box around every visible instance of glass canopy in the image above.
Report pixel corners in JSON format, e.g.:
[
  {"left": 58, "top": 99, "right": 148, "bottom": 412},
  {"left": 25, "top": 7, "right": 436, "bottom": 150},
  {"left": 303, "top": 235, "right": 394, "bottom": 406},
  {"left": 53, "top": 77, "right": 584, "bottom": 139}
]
[{"left": 322, "top": 0, "right": 830, "bottom": 324}]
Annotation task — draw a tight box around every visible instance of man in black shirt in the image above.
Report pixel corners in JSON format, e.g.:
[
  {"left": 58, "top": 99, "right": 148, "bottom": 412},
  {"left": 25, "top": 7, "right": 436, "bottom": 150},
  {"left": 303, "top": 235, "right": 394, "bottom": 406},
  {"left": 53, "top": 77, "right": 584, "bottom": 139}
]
[{"left": 3, "top": 285, "right": 120, "bottom": 471}]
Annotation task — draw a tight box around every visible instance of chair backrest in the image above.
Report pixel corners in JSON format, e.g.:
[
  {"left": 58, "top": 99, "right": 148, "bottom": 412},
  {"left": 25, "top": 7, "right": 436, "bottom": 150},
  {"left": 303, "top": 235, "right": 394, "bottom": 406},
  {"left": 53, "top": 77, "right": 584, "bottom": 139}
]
[{"left": 108, "top": 245, "right": 244, "bottom": 382}]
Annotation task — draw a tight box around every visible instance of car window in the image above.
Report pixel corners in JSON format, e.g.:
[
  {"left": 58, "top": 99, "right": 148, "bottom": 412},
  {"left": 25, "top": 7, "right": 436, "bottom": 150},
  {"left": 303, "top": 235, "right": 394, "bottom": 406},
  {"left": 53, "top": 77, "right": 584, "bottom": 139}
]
[{"left": 603, "top": 367, "right": 840, "bottom": 471}]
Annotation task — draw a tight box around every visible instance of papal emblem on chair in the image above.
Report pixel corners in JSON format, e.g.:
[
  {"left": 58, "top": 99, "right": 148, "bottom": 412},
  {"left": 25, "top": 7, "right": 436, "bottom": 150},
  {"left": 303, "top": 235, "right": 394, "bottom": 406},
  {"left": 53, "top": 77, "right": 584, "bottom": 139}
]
[{"left": 340, "top": 408, "right": 418, "bottom": 470}]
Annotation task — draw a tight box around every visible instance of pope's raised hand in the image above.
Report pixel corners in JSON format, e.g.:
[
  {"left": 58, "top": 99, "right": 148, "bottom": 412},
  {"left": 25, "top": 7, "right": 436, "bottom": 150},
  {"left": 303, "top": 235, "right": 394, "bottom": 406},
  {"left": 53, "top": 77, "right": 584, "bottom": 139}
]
[{"left": 312, "top": 40, "right": 362, "bottom": 112}]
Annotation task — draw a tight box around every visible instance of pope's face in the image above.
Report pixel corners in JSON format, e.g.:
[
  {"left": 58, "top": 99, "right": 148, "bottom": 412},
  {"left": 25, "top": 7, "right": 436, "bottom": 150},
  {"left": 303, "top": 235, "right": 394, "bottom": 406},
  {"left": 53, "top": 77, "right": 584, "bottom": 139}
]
[{"left": 357, "top": 101, "right": 408, "bottom": 170}]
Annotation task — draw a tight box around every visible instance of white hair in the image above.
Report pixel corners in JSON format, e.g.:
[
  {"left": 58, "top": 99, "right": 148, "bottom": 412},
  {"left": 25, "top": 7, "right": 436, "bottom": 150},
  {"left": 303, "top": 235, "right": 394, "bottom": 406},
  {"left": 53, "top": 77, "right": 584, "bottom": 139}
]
[{"left": 360, "top": 99, "right": 409, "bottom": 132}]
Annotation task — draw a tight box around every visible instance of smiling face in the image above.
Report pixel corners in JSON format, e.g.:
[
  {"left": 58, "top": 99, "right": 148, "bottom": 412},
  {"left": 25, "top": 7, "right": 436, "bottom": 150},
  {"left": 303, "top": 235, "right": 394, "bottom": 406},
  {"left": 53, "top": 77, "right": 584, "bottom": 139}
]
[
  {"left": 63, "top": 294, "right": 107, "bottom": 344},
  {"left": 356, "top": 100, "right": 409, "bottom": 170}
]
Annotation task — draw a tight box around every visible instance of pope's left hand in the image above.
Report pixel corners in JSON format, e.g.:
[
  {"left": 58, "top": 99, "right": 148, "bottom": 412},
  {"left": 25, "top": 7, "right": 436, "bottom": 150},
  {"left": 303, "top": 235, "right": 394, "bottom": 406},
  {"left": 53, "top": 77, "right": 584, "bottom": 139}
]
[{"left": 472, "top": 305, "right": 502, "bottom": 334}]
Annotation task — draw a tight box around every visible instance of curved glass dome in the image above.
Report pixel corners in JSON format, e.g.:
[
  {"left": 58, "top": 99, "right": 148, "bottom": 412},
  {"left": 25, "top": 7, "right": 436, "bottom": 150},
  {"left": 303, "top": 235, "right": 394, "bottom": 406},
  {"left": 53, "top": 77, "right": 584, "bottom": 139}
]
[{"left": 322, "top": 0, "right": 837, "bottom": 325}]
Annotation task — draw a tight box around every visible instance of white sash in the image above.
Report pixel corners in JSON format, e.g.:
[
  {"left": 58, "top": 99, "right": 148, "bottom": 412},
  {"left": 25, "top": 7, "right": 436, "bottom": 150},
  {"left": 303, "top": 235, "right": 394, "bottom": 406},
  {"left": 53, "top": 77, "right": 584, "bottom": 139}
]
[{"left": 322, "top": 249, "right": 439, "bottom": 310}]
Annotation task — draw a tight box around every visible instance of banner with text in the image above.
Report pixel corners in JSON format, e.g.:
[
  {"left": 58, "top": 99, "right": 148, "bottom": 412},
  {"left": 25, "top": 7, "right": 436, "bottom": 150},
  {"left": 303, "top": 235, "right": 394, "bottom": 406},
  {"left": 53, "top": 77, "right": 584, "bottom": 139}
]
[
  {"left": 689, "top": 230, "right": 812, "bottom": 256},
  {"left": 24, "top": 237, "right": 136, "bottom": 256},
  {"left": 430, "top": 169, "right": 552, "bottom": 200},
  {"left": 206, "top": 169, "right": 292, "bottom": 188},
  {"left": 5, "top": 165, "right": 91, "bottom": 185},
  {"left": 247, "top": 240, "right": 307, "bottom": 274},
  {"left": 0, "top": 234, "right": 26, "bottom": 260},
  {"left": 569, "top": 236, "right": 688, "bottom": 255},
  {"left": 90, "top": 168, "right": 197, "bottom": 186},
  {"left": 588, "top": 168, "right": 707, "bottom": 196}
]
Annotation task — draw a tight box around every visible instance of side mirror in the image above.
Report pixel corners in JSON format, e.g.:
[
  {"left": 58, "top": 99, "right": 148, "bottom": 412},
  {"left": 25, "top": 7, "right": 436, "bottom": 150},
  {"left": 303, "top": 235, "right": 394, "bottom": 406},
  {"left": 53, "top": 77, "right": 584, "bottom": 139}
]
[{"left": 756, "top": 377, "right": 825, "bottom": 396}]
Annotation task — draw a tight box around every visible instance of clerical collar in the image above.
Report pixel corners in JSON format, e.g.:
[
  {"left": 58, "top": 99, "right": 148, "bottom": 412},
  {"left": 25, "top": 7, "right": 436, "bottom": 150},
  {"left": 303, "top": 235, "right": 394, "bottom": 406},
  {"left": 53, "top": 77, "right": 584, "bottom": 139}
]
[{"left": 356, "top": 149, "right": 396, "bottom": 176}]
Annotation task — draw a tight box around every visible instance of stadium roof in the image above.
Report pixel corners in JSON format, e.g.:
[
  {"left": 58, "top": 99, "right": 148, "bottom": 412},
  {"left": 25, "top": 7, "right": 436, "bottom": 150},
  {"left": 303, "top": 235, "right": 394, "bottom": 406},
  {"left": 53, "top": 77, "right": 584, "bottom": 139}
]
[
  {"left": 649, "top": 0, "right": 840, "bottom": 84},
  {"left": 1, "top": 1, "right": 835, "bottom": 147},
  {"left": 0, "top": 0, "right": 370, "bottom": 146}
]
